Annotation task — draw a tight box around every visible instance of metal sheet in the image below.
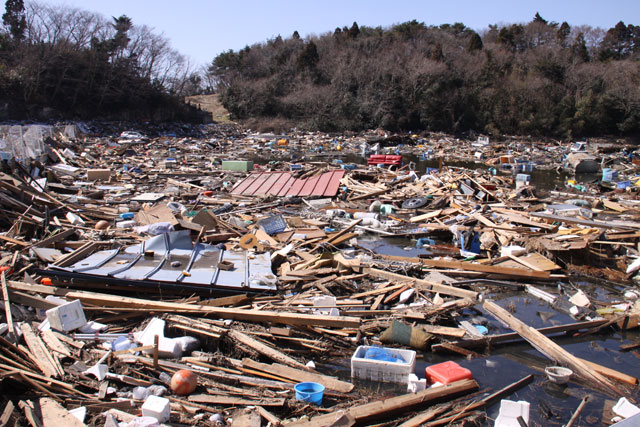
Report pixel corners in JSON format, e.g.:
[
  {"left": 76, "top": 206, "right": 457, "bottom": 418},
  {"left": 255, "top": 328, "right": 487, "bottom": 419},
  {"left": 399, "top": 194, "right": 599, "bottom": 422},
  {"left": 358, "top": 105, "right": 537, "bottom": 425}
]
[
  {"left": 49, "top": 230, "right": 276, "bottom": 292},
  {"left": 231, "top": 170, "right": 345, "bottom": 197}
]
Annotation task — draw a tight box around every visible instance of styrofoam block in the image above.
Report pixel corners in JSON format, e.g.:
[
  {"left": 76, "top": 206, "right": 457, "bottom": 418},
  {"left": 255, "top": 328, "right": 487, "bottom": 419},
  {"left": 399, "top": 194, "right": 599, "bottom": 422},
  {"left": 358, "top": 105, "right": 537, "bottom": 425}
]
[
  {"left": 407, "top": 373, "right": 426, "bottom": 393},
  {"left": 494, "top": 399, "right": 530, "bottom": 427},
  {"left": 613, "top": 397, "right": 640, "bottom": 419},
  {"left": 141, "top": 395, "right": 170, "bottom": 423},
  {"left": 46, "top": 299, "right": 87, "bottom": 331}
]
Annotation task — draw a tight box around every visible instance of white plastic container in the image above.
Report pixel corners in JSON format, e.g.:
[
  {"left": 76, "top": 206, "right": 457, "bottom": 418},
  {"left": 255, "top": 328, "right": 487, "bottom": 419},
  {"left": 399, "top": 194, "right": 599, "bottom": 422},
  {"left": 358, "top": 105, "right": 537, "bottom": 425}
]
[
  {"left": 351, "top": 345, "right": 416, "bottom": 384},
  {"left": 494, "top": 399, "right": 530, "bottom": 427},
  {"left": 45, "top": 299, "right": 87, "bottom": 331},
  {"left": 141, "top": 395, "right": 170, "bottom": 423}
]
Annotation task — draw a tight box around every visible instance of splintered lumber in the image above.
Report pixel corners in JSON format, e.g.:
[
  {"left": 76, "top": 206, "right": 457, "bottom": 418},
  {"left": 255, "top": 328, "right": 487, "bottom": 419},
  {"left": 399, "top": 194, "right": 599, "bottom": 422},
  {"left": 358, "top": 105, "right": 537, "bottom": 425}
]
[
  {"left": 577, "top": 358, "right": 638, "bottom": 385},
  {"left": 59, "top": 289, "right": 360, "bottom": 329},
  {"left": 285, "top": 379, "right": 478, "bottom": 427},
  {"left": 530, "top": 212, "right": 640, "bottom": 230},
  {"left": 34, "top": 229, "right": 76, "bottom": 248},
  {"left": 228, "top": 330, "right": 308, "bottom": 370},
  {"left": 483, "top": 301, "right": 625, "bottom": 397},
  {"left": 426, "top": 375, "right": 534, "bottom": 426},
  {"left": 188, "top": 394, "right": 285, "bottom": 407},
  {"left": 1, "top": 272, "right": 15, "bottom": 341},
  {"left": 419, "top": 259, "right": 550, "bottom": 279},
  {"left": 20, "top": 324, "right": 60, "bottom": 378},
  {"left": 53, "top": 242, "right": 98, "bottom": 267},
  {"left": 0, "top": 400, "right": 15, "bottom": 426},
  {"left": 365, "top": 268, "right": 478, "bottom": 300},
  {"left": 431, "top": 319, "right": 608, "bottom": 351},
  {"left": 39, "top": 398, "right": 87, "bottom": 427},
  {"left": 397, "top": 404, "right": 453, "bottom": 427},
  {"left": 242, "top": 359, "right": 353, "bottom": 393}
]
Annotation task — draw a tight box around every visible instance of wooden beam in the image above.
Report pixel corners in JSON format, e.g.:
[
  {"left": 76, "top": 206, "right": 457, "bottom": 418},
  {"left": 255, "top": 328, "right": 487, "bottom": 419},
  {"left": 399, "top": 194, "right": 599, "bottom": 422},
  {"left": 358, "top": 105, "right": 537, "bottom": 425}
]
[
  {"left": 284, "top": 379, "right": 478, "bottom": 427},
  {"left": 419, "top": 259, "right": 549, "bottom": 279},
  {"left": 432, "top": 319, "right": 608, "bottom": 350},
  {"left": 39, "top": 398, "right": 87, "bottom": 427},
  {"left": 483, "top": 301, "right": 626, "bottom": 397},
  {"left": 242, "top": 359, "right": 353, "bottom": 393},
  {"left": 187, "top": 394, "right": 285, "bottom": 407},
  {"left": 19, "top": 324, "right": 59, "bottom": 378},
  {"left": 1, "top": 272, "right": 15, "bottom": 342},
  {"left": 228, "top": 330, "right": 308, "bottom": 371},
  {"left": 59, "top": 289, "right": 361, "bottom": 329},
  {"left": 364, "top": 268, "right": 479, "bottom": 300}
]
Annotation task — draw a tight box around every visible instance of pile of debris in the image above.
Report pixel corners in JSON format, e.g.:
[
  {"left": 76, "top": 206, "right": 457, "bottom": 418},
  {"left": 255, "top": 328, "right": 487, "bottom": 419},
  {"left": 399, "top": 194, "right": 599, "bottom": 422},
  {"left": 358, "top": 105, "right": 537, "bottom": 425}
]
[{"left": 0, "top": 124, "right": 639, "bottom": 426}]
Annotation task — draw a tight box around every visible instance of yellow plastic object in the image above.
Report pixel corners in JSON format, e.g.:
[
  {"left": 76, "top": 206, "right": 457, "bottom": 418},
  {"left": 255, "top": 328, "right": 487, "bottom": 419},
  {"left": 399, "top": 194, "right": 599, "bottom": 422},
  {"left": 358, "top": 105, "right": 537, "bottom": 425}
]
[
  {"left": 336, "top": 145, "right": 342, "bottom": 151},
  {"left": 277, "top": 139, "right": 288, "bottom": 146}
]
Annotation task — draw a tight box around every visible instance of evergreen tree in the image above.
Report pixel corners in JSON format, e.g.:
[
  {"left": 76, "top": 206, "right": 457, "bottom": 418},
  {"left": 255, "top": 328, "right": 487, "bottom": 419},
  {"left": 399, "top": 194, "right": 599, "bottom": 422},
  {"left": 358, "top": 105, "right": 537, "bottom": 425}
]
[
  {"left": 2, "top": 0, "right": 26, "bottom": 40},
  {"left": 467, "top": 32, "right": 483, "bottom": 52},
  {"left": 533, "top": 12, "right": 547, "bottom": 25},
  {"left": 348, "top": 22, "right": 360, "bottom": 38}
]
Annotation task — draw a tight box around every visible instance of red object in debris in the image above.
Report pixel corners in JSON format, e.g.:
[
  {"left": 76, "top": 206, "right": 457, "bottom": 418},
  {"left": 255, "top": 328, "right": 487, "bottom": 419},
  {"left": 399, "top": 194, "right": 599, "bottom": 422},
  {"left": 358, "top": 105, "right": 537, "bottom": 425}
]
[
  {"left": 41, "top": 278, "right": 53, "bottom": 286},
  {"left": 202, "top": 191, "right": 213, "bottom": 197},
  {"left": 367, "top": 155, "right": 402, "bottom": 166},
  {"left": 425, "top": 361, "right": 473, "bottom": 385},
  {"left": 171, "top": 369, "right": 198, "bottom": 395}
]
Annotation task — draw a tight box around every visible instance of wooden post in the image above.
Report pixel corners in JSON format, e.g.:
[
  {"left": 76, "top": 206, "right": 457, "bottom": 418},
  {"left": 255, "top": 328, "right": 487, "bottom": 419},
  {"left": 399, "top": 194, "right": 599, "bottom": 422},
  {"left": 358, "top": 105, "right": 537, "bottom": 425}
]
[
  {"left": 483, "top": 301, "right": 626, "bottom": 397},
  {"left": 153, "top": 335, "right": 159, "bottom": 369},
  {"left": 1, "top": 272, "right": 15, "bottom": 342}
]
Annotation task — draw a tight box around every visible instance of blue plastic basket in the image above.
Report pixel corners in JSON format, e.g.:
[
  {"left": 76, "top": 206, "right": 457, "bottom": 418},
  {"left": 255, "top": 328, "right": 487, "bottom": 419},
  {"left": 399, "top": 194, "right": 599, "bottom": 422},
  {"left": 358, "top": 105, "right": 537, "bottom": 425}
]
[{"left": 258, "top": 215, "right": 287, "bottom": 235}]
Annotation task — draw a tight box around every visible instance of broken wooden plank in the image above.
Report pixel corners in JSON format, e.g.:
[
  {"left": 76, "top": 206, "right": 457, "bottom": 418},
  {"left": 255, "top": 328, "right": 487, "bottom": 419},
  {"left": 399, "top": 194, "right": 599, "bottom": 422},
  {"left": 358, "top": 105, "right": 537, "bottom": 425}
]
[
  {"left": 228, "top": 330, "right": 308, "bottom": 371},
  {"left": 1, "top": 272, "right": 15, "bottom": 342},
  {"left": 242, "top": 359, "right": 353, "bottom": 393},
  {"left": 284, "top": 379, "right": 478, "bottom": 427},
  {"left": 432, "top": 319, "right": 609, "bottom": 351},
  {"left": 418, "top": 259, "right": 550, "bottom": 279},
  {"left": 365, "top": 268, "right": 479, "bottom": 300},
  {"left": 39, "top": 398, "right": 87, "bottom": 427},
  {"left": 483, "top": 301, "right": 625, "bottom": 397},
  {"left": 57, "top": 289, "right": 361, "bottom": 329},
  {"left": 188, "top": 394, "right": 285, "bottom": 407},
  {"left": 19, "top": 324, "right": 59, "bottom": 378}
]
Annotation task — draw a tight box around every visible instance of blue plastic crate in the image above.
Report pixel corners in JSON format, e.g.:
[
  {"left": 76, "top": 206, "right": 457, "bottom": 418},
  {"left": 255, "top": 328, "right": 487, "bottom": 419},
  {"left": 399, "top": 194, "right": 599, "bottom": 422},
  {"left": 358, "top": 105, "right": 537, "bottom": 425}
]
[{"left": 258, "top": 215, "right": 287, "bottom": 235}]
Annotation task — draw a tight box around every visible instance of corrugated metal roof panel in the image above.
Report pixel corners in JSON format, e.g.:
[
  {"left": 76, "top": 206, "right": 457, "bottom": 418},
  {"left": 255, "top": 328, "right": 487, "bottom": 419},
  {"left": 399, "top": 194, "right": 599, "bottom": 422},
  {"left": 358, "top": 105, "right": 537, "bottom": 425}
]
[
  {"left": 49, "top": 230, "right": 276, "bottom": 292},
  {"left": 231, "top": 170, "right": 345, "bottom": 197}
]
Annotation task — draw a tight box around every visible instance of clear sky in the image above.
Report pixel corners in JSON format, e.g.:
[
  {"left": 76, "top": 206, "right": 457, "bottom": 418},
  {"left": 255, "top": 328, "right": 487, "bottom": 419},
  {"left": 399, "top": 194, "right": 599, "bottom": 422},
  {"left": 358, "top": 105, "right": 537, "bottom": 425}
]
[{"left": 36, "top": 0, "right": 638, "bottom": 67}]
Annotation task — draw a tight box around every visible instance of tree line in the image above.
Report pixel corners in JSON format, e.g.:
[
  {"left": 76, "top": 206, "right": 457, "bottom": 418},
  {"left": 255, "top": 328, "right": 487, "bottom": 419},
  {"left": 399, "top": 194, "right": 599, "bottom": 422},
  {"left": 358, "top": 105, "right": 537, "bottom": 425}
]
[
  {"left": 0, "top": 0, "right": 203, "bottom": 121},
  {"left": 209, "top": 14, "right": 640, "bottom": 137}
]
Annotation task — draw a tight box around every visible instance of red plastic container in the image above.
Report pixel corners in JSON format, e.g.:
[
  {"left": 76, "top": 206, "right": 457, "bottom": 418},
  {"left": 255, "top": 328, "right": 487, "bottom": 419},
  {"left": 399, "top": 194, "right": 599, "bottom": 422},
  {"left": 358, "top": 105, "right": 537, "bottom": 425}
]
[{"left": 425, "top": 361, "right": 472, "bottom": 385}]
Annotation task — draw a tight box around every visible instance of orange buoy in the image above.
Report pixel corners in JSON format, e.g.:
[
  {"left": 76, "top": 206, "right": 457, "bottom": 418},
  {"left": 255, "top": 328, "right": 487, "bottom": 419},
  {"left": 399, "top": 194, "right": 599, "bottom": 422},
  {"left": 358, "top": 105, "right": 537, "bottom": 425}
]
[
  {"left": 41, "top": 278, "right": 53, "bottom": 286},
  {"left": 203, "top": 191, "right": 214, "bottom": 197},
  {"left": 170, "top": 369, "right": 197, "bottom": 396}
]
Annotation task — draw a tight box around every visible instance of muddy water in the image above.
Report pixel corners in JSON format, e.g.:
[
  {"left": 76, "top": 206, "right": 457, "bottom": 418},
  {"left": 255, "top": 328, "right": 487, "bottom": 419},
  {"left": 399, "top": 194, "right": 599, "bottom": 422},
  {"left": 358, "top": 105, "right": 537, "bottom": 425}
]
[{"left": 333, "top": 236, "right": 640, "bottom": 426}]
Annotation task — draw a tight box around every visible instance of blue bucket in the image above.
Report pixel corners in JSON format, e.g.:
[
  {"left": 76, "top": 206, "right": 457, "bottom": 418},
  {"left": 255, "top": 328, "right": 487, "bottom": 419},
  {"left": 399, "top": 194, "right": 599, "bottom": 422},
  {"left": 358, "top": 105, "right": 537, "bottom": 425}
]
[{"left": 294, "top": 382, "right": 325, "bottom": 405}]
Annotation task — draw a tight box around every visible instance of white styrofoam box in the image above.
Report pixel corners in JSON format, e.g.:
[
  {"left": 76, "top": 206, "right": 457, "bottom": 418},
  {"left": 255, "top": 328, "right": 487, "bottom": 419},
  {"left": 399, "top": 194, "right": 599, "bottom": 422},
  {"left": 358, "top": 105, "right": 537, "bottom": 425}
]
[
  {"left": 45, "top": 299, "right": 87, "bottom": 331},
  {"left": 141, "top": 395, "right": 170, "bottom": 423},
  {"left": 494, "top": 399, "right": 530, "bottom": 427},
  {"left": 351, "top": 345, "right": 416, "bottom": 384}
]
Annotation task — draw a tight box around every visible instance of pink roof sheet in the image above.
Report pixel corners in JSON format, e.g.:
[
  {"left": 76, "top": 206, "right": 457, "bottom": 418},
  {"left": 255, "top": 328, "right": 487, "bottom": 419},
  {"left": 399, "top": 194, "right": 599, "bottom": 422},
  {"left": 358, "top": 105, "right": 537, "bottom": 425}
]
[{"left": 231, "top": 169, "right": 345, "bottom": 197}]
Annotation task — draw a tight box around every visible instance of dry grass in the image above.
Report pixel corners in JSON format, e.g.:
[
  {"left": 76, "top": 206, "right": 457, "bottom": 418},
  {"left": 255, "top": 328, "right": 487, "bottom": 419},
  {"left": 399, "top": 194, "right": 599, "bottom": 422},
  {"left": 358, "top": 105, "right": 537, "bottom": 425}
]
[{"left": 184, "top": 94, "right": 233, "bottom": 124}]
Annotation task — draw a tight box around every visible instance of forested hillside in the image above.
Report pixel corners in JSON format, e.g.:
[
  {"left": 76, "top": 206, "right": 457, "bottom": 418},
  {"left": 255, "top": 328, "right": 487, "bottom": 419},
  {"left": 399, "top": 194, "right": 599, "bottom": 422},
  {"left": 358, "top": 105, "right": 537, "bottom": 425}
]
[
  {"left": 0, "top": 0, "right": 202, "bottom": 121},
  {"left": 210, "top": 15, "right": 640, "bottom": 137}
]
